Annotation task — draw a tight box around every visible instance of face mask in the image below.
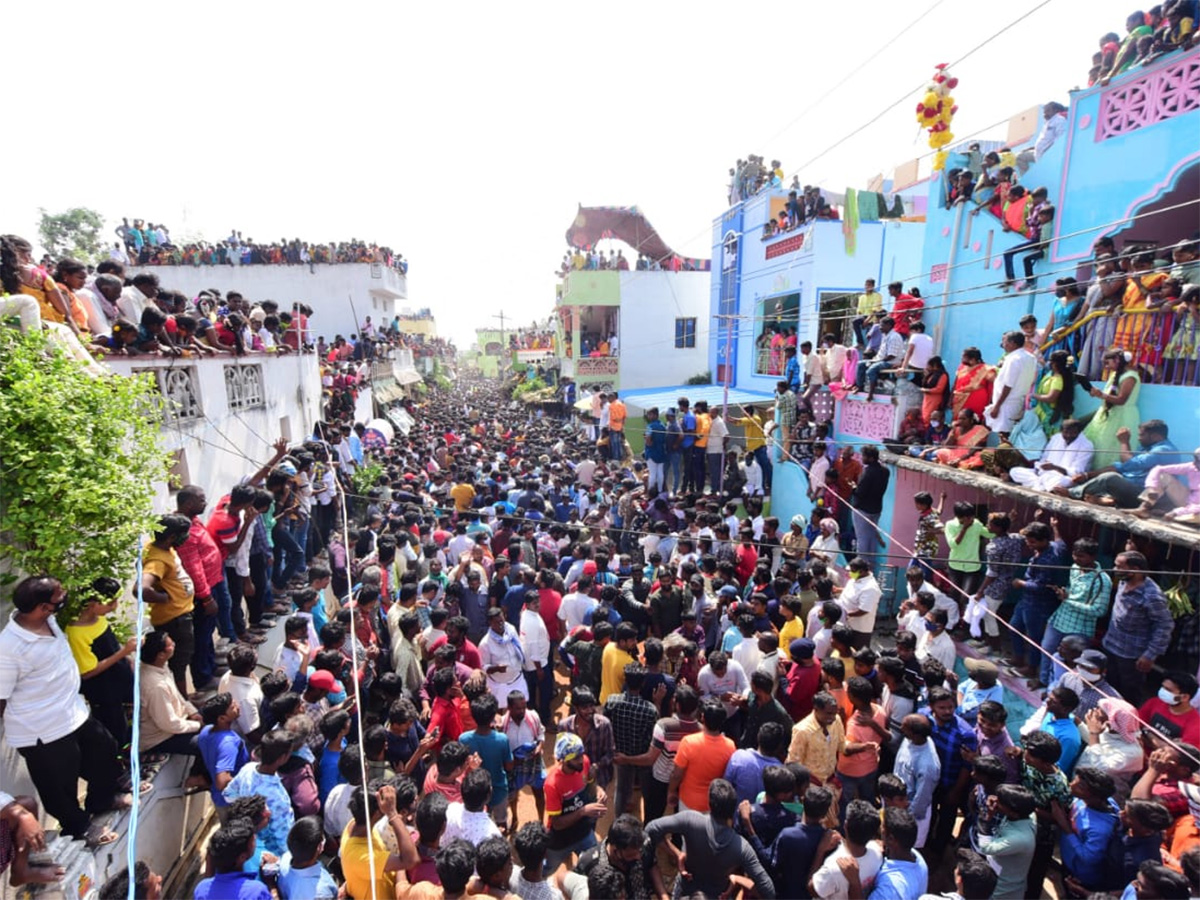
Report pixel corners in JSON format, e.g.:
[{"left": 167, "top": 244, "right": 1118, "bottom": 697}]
[
  {"left": 1077, "top": 669, "right": 1101, "bottom": 683},
  {"left": 1159, "top": 687, "right": 1180, "bottom": 705},
  {"left": 924, "top": 620, "right": 939, "bottom": 632}
]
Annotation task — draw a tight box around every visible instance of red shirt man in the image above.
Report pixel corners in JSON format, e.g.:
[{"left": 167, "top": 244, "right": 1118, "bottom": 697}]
[{"left": 887, "top": 282, "right": 924, "bottom": 337}]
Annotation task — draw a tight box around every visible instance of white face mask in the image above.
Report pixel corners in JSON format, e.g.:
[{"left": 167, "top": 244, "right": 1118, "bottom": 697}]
[
  {"left": 1159, "top": 687, "right": 1181, "bottom": 705},
  {"left": 1077, "top": 669, "right": 1101, "bottom": 683}
]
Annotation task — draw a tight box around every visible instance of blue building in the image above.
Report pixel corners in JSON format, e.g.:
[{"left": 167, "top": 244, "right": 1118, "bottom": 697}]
[{"left": 709, "top": 46, "right": 1200, "bottom": 627}]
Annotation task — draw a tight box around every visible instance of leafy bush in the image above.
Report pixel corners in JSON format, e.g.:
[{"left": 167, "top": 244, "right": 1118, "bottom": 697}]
[
  {"left": 351, "top": 460, "right": 385, "bottom": 496},
  {"left": 512, "top": 376, "right": 547, "bottom": 399},
  {"left": 0, "top": 328, "right": 171, "bottom": 620},
  {"left": 684, "top": 371, "right": 712, "bottom": 385}
]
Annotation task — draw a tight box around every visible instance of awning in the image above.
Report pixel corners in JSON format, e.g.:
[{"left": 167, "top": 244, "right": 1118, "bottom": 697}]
[
  {"left": 395, "top": 369, "right": 423, "bottom": 385},
  {"left": 616, "top": 383, "right": 773, "bottom": 415}
]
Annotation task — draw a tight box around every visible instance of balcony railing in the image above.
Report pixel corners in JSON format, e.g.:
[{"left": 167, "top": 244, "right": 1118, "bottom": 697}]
[{"left": 1042, "top": 307, "right": 1198, "bottom": 386}]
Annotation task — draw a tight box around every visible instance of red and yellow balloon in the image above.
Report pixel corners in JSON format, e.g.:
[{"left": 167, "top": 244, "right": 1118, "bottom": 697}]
[{"left": 915, "top": 63, "right": 960, "bottom": 171}]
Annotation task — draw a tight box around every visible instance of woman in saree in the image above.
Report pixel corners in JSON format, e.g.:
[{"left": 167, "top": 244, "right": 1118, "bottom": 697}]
[
  {"left": 1078, "top": 256, "right": 1127, "bottom": 378},
  {"left": 929, "top": 409, "right": 991, "bottom": 466},
  {"left": 1040, "top": 278, "right": 1086, "bottom": 359},
  {"left": 919, "top": 356, "right": 949, "bottom": 426},
  {"left": 951, "top": 347, "right": 993, "bottom": 419},
  {"left": 1112, "top": 251, "right": 1169, "bottom": 361},
  {"left": 769, "top": 327, "right": 785, "bottom": 375},
  {"left": 1, "top": 234, "right": 78, "bottom": 333},
  {"left": 1032, "top": 349, "right": 1075, "bottom": 435},
  {"left": 1082, "top": 348, "right": 1141, "bottom": 461}
]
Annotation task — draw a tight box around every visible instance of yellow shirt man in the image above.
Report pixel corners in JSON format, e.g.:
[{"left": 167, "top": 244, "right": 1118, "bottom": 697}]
[
  {"left": 731, "top": 411, "right": 767, "bottom": 452},
  {"left": 449, "top": 481, "right": 476, "bottom": 512},
  {"left": 856, "top": 289, "right": 884, "bottom": 317},
  {"left": 600, "top": 641, "right": 635, "bottom": 703}
]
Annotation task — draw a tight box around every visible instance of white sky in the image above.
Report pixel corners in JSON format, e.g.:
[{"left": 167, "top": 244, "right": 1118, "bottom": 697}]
[{"left": 8, "top": 0, "right": 1136, "bottom": 347}]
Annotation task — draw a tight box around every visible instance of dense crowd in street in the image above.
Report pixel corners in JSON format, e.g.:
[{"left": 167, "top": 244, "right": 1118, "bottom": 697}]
[{"left": 0, "top": 334, "right": 1197, "bottom": 900}]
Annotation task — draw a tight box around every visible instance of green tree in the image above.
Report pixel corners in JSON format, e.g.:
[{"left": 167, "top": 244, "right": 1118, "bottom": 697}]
[
  {"left": 37, "top": 207, "right": 106, "bottom": 263},
  {"left": 0, "top": 327, "right": 172, "bottom": 621}
]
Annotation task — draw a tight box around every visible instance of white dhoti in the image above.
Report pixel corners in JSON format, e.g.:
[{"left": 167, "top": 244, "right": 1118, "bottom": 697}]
[
  {"left": 1009, "top": 466, "right": 1073, "bottom": 492},
  {"left": 486, "top": 673, "right": 526, "bottom": 709},
  {"left": 984, "top": 397, "right": 1024, "bottom": 434}
]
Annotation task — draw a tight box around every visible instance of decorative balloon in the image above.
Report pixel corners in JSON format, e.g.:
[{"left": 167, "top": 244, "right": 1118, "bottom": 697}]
[{"left": 914, "top": 63, "right": 961, "bottom": 170}]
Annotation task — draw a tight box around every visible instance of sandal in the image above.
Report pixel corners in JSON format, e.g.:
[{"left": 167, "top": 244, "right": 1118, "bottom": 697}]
[
  {"left": 84, "top": 823, "right": 119, "bottom": 848},
  {"left": 238, "top": 633, "right": 267, "bottom": 645}
]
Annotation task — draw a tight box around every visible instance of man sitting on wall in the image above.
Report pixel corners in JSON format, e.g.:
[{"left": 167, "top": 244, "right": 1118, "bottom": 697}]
[
  {"left": 1008, "top": 419, "right": 1094, "bottom": 492},
  {"left": 1055, "top": 420, "right": 1181, "bottom": 508}
]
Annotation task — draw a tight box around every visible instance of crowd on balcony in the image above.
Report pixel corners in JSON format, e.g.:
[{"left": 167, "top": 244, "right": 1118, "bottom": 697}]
[
  {"left": 1090, "top": 4, "right": 1196, "bottom": 86},
  {"left": 860, "top": 237, "right": 1200, "bottom": 525},
  {"left": 112, "top": 220, "right": 407, "bottom": 274},
  {"left": 3, "top": 287, "right": 1200, "bottom": 900}
]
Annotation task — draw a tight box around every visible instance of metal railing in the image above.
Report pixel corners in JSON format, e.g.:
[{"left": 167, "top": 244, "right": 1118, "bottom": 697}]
[{"left": 1041, "top": 306, "right": 1199, "bottom": 386}]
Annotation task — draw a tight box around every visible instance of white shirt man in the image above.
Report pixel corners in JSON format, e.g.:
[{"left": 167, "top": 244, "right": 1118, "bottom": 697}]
[
  {"left": 917, "top": 627, "right": 956, "bottom": 671},
  {"left": 986, "top": 342, "right": 1037, "bottom": 433},
  {"left": 878, "top": 329, "right": 906, "bottom": 366},
  {"left": 519, "top": 605, "right": 550, "bottom": 674},
  {"left": 0, "top": 614, "right": 89, "bottom": 749},
  {"left": 575, "top": 458, "right": 597, "bottom": 488},
  {"left": 707, "top": 414, "right": 729, "bottom": 456},
  {"left": 478, "top": 619, "right": 527, "bottom": 708},
  {"left": 559, "top": 588, "right": 597, "bottom": 633},
  {"left": 840, "top": 572, "right": 881, "bottom": 637},
  {"left": 696, "top": 659, "right": 750, "bottom": 718},
  {"left": 742, "top": 457, "right": 763, "bottom": 496},
  {"left": 903, "top": 330, "right": 935, "bottom": 370},
  {"left": 902, "top": 576, "right": 960, "bottom": 629},
  {"left": 117, "top": 284, "right": 153, "bottom": 324},
  {"left": 1009, "top": 426, "right": 1094, "bottom": 492}
]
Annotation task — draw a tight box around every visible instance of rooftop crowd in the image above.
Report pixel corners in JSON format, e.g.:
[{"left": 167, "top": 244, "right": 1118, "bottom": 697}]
[
  {"left": 111, "top": 219, "right": 407, "bottom": 274},
  {"left": 1090, "top": 4, "right": 1196, "bottom": 86},
  {"left": 0, "top": 321, "right": 1198, "bottom": 899},
  {"left": 558, "top": 247, "right": 704, "bottom": 276}
]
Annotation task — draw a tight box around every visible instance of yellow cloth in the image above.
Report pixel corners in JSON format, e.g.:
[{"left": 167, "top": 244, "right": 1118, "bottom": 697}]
[
  {"left": 694, "top": 413, "right": 711, "bottom": 449},
  {"left": 450, "top": 482, "right": 476, "bottom": 512},
  {"left": 341, "top": 822, "right": 394, "bottom": 900},
  {"left": 856, "top": 291, "right": 884, "bottom": 317},
  {"left": 600, "top": 643, "right": 635, "bottom": 703},
  {"left": 786, "top": 713, "right": 844, "bottom": 783},
  {"left": 778, "top": 618, "right": 805, "bottom": 660},
  {"left": 732, "top": 413, "right": 767, "bottom": 452},
  {"left": 142, "top": 542, "right": 195, "bottom": 626}
]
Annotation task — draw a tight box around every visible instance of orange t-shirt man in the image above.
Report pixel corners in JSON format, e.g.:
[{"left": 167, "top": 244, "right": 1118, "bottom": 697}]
[
  {"left": 673, "top": 730, "right": 735, "bottom": 811},
  {"left": 608, "top": 399, "right": 627, "bottom": 434}
]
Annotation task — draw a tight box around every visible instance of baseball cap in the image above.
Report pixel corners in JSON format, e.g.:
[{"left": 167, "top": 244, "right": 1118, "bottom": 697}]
[{"left": 308, "top": 670, "right": 337, "bottom": 692}]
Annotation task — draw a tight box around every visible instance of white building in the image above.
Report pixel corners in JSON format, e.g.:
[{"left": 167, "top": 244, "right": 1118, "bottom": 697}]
[
  {"left": 126, "top": 262, "right": 407, "bottom": 342},
  {"left": 557, "top": 269, "right": 711, "bottom": 393}
]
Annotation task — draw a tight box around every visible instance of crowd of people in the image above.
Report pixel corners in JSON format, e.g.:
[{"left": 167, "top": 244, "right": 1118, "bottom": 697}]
[
  {"left": 111, "top": 221, "right": 407, "bottom": 274},
  {"left": 727, "top": 157, "right": 789, "bottom": 205},
  {"left": 1090, "top": 4, "right": 1196, "bottom": 86},
  {"left": 558, "top": 247, "right": 704, "bottom": 276},
  {"left": 2, "top": 348, "right": 1198, "bottom": 899}
]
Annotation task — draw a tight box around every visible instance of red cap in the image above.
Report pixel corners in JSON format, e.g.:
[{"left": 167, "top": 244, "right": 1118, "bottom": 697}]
[{"left": 308, "top": 670, "right": 337, "bottom": 692}]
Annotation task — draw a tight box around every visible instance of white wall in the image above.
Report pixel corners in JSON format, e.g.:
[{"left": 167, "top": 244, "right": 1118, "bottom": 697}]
[
  {"left": 104, "top": 352, "right": 323, "bottom": 512},
  {"left": 126, "top": 263, "right": 407, "bottom": 343},
  {"left": 618, "top": 271, "right": 711, "bottom": 389}
]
